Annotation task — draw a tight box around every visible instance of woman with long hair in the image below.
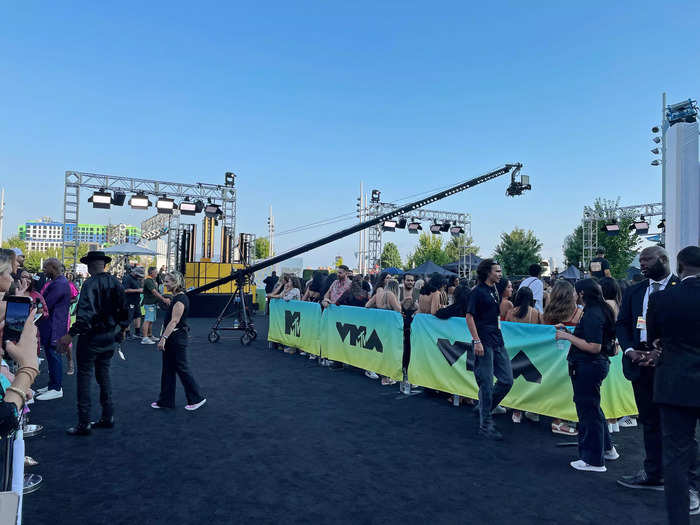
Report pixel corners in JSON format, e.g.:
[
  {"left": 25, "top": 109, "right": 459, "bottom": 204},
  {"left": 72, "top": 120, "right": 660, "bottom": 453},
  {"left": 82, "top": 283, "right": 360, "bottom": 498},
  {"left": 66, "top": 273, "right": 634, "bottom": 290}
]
[
  {"left": 302, "top": 271, "right": 327, "bottom": 303},
  {"left": 555, "top": 279, "right": 618, "bottom": 472},
  {"left": 337, "top": 275, "right": 369, "bottom": 307},
  {"left": 418, "top": 274, "right": 445, "bottom": 314},
  {"left": 599, "top": 277, "right": 621, "bottom": 319},
  {"left": 364, "top": 276, "right": 400, "bottom": 385},
  {"left": 152, "top": 271, "right": 206, "bottom": 411},
  {"left": 496, "top": 278, "right": 513, "bottom": 320},
  {"left": 505, "top": 286, "right": 541, "bottom": 324}
]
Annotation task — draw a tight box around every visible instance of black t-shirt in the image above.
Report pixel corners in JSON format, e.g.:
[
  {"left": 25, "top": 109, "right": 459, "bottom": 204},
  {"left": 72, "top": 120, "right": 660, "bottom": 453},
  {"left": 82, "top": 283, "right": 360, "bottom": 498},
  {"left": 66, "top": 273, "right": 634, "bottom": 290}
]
[
  {"left": 589, "top": 257, "right": 610, "bottom": 279},
  {"left": 466, "top": 282, "right": 504, "bottom": 348},
  {"left": 165, "top": 293, "right": 189, "bottom": 332},
  {"left": 122, "top": 274, "right": 142, "bottom": 305},
  {"left": 568, "top": 304, "right": 612, "bottom": 363},
  {"left": 263, "top": 275, "right": 279, "bottom": 293}
]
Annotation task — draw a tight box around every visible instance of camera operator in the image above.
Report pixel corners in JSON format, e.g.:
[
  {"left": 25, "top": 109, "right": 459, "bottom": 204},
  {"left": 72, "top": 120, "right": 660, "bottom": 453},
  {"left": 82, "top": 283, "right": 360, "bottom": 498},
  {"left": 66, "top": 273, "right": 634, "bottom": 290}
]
[{"left": 59, "top": 252, "right": 129, "bottom": 436}]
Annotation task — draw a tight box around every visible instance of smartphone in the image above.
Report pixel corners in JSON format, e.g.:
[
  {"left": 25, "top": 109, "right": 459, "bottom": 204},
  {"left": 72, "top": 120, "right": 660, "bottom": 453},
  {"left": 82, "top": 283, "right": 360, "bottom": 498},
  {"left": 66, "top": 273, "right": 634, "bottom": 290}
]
[{"left": 2, "top": 296, "right": 32, "bottom": 348}]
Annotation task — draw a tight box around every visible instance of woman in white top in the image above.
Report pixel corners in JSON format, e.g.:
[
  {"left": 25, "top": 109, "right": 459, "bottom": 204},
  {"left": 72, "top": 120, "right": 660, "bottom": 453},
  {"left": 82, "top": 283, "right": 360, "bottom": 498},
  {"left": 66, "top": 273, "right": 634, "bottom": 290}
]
[{"left": 268, "top": 275, "right": 301, "bottom": 353}]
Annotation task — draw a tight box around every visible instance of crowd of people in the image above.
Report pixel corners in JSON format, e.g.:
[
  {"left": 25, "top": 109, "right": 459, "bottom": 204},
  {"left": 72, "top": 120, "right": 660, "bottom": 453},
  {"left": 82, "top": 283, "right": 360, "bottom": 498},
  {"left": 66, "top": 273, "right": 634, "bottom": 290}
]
[
  {"left": 0, "top": 248, "right": 206, "bottom": 504},
  {"left": 266, "top": 246, "right": 700, "bottom": 525}
]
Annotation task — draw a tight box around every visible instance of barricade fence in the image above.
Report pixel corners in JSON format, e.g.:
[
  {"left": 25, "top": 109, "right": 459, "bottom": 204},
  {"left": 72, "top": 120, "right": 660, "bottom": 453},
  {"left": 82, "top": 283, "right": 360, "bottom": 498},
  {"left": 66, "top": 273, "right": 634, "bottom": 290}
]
[{"left": 267, "top": 300, "right": 638, "bottom": 421}]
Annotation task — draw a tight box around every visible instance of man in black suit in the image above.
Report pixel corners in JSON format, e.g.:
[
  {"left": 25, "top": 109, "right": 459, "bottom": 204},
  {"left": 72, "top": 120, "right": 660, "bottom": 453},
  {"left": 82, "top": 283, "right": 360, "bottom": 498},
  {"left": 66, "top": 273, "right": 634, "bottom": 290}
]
[
  {"left": 647, "top": 246, "right": 700, "bottom": 524},
  {"left": 616, "top": 246, "right": 680, "bottom": 490}
]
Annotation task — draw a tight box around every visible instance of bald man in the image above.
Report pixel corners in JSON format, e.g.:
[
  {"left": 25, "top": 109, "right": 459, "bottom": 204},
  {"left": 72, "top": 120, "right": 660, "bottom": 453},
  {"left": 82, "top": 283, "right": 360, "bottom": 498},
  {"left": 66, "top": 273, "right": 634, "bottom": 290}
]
[{"left": 616, "top": 246, "right": 680, "bottom": 490}]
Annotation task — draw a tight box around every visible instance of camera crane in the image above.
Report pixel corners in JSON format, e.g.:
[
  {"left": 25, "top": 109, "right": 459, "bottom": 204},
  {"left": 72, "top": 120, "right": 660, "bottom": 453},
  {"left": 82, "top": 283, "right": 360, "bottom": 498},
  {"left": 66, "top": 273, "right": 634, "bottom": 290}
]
[{"left": 192, "top": 163, "right": 530, "bottom": 345}]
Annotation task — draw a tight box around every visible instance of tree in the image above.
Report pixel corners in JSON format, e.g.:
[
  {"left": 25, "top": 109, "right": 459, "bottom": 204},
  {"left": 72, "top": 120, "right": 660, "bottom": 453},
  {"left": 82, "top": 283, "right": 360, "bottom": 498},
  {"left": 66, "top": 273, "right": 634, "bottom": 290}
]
[
  {"left": 405, "top": 233, "right": 449, "bottom": 269},
  {"left": 1, "top": 236, "right": 27, "bottom": 252},
  {"left": 255, "top": 237, "right": 270, "bottom": 260},
  {"left": 493, "top": 228, "right": 542, "bottom": 276},
  {"left": 561, "top": 197, "right": 641, "bottom": 278},
  {"left": 444, "top": 235, "right": 479, "bottom": 262},
  {"left": 380, "top": 242, "right": 402, "bottom": 269}
]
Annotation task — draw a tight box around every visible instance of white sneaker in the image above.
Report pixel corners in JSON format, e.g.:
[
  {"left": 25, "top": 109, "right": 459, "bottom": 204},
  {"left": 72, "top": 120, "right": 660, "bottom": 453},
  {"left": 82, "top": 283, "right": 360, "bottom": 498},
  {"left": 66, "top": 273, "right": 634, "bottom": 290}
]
[
  {"left": 365, "top": 370, "right": 379, "bottom": 380},
  {"left": 612, "top": 422, "right": 620, "bottom": 432},
  {"left": 618, "top": 416, "right": 638, "bottom": 428},
  {"left": 570, "top": 460, "right": 607, "bottom": 472},
  {"left": 141, "top": 337, "right": 156, "bottom": 345},
  {"left": 185, "top": 398, "right": 207, "bottom": 411},
  {"left": 36, "top": 389, "right": 63, "bottom": 401},
  {"left": 36, "top": 386, "right": 49, "bottom": 394},
  {"left": 491, "top": 405, "right": 507, "bottom": 415},
  {"left": 604, "top": 446, "right": 620, "bottom": 461},
  {"left": 690, "top": 489, "right": 699, "bottom": 515}
]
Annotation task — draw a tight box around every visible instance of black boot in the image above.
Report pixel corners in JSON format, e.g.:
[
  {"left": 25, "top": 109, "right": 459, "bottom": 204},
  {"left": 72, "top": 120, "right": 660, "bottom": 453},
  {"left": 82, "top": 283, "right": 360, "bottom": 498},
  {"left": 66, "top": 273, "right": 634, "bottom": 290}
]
[
  {"left": 66, "top": 423, "right": 92, "bottom": 436},
  {"left": 91, "top": 417, "right": 115, "bottom": 429}
]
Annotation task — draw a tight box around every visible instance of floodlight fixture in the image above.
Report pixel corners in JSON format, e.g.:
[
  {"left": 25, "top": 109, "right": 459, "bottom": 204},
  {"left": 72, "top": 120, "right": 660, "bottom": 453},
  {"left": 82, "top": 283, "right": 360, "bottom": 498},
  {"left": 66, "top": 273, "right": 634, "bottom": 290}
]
[
  {"left": 651, "top": 160, "right": 661, "bottom": 166},
  {"left": 179, "top": 198, "right": 201, "bottom": 216},
  {"left": 156, "top": 196, "right": 175, "bottom": 214},
  {"left": 657, "top": 218, "right": 665, "bottom": 230},
  {"left": 396, "top": 217, "right": 407, "bottom": 229},
  {"left": 602, "top": 221, "right": 620, "bottom": 236},
  {"left": 440, "top": 221, "right": 451, "bottom": 232},
  {"left": 129, "top": 192, "right": 152, "bottom": 210},
  {"left": 629, "top": 216, "right": 649, "bottom": 235},
  {"left": 450, "top": 225, "right": 465, "bottom": 237},
  {"left": 371, "top": 190, "right": 381, "bottom": 203},
  {"left": 381, "top": 220, "right": 397, "bottom": 232},
  {"left": 407, "top": 221, "right": 422, "bottom": 234},
  {"left": 651, "top": 126, "right": 660, "bottom": 133},
  {"left": 651, "top": 148, "right": 660, "bottom": 155},
  {"left": 204, "top": 200, "right": 222, "bottom": 218},
  {"left": 111, "top": 191, "right": 126, "bottom": 206},
  {"left": 225, "top": 172, "right": 236, "bottom": 187},
  {"left": 88, "top": 189, "right": 112, "bottom": 209},
  {"left": 652, "top": 136, "right": 661, "bottom": 144},
  {"left": 430, "top": 223, "right": 442, "bottom": 235}
]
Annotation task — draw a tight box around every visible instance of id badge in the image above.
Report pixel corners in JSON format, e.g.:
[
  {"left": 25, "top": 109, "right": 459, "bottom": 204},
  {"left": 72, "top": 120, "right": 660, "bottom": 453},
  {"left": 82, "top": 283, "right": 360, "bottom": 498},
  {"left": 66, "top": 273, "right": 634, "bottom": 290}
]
[{"left": 636, "top": 316, "right": 646, "bottom": 330}]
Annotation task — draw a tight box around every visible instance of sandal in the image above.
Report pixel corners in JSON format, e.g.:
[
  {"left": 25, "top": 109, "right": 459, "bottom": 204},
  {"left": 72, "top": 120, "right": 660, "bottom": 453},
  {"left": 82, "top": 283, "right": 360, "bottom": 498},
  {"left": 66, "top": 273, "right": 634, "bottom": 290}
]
[
  {"left": 551, "top": 421, "right": 578, "bottom": 436},
  {"left": 512, "top": 411, "right": 522, "bottom": 423},
  {"left": 381, "top": 377, "right": 397, "bottom": 386}
]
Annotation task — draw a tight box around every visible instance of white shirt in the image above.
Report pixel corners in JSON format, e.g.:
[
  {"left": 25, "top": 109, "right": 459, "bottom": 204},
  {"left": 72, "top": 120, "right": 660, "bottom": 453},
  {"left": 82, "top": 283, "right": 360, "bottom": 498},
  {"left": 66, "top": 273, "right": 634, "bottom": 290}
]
[
  {"left": 640, "top": 273, "right": 672, "bottom": 343},
  {"left": 520, "top": 277, "right": 544, "bottom": 313}
]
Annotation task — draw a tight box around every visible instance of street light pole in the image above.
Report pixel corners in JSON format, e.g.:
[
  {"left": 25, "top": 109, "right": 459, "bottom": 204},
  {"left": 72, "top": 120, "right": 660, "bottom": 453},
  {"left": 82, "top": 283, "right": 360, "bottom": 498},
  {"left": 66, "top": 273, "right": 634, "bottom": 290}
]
[{"left": 661, "top": 92, "right": 667, "bottom": 233}]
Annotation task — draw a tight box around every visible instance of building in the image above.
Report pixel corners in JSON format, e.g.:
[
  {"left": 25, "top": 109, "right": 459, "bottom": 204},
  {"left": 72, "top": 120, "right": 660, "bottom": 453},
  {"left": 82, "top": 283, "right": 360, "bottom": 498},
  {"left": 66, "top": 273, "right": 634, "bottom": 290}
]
[{"left": 18, "top": 217, "right": 141, "bottom": 252}]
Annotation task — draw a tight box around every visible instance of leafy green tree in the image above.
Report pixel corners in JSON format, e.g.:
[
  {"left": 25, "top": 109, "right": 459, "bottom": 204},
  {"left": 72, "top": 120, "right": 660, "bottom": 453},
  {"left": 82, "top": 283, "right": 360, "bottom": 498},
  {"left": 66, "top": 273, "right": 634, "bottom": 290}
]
[
  {"left": 255, "top": 237, "right": 270, "bottom": 259},
  {"left": 562, "top": 197, "right": 641, "bottom": 278},
  {"left": 1, "top": 236, "right": 27, "bottom": 252},
  {"left": 380, "top": 242, "right": 402, "bottom": 269},
  {"left": 444, "top": 235, "right": 479, "bottom": 262},
  {"left": 405, "top": 233, "right": 449, "bottom": 269},
  {"left": 494, "top": 228, "right": 542, "bottom": 276}
]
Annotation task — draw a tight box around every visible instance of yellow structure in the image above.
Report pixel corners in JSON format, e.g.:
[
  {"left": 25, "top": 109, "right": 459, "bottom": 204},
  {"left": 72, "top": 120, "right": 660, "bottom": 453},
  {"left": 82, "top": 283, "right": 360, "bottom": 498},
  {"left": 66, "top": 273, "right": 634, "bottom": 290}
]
[{"left": 185, "top": 262, "right": 256, "bottom": 301}]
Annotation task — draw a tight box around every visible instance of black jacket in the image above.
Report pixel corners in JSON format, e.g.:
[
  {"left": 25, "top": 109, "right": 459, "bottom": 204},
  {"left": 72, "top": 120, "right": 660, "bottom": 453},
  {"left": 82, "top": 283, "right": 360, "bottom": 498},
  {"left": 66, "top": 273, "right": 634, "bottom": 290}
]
[
  {"left": 648, "top": 277, "right": 700, "bottom": 407},
  {"left": 69, "top": 272, "right": 129, "bottom": 350},
  {"left": 615, "top": 275, "right": 680, "bottom": 381}
]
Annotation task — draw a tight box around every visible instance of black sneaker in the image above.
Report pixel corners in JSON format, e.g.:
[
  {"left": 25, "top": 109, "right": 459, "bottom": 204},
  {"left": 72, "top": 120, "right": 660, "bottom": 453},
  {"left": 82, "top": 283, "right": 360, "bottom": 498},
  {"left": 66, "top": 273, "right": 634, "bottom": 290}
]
[
  {"left": 616, "top": 470, "right": 664, "bottom": 491},
  {"left": 91, "top": 417, "right": 115, "bottom": 429},
  {"left": 66, "top": 423, "right": 92, "bottom": 436},
  {"left": 478, "top": 425, "right": 503, "bottom": 441}
]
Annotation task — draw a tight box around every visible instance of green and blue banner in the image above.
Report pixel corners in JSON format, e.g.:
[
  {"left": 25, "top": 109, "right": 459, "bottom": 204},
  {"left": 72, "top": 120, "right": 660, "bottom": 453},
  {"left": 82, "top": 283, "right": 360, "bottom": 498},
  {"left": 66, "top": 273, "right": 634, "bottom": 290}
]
[
  {"left": 408, "top": 314, "right": 638, "bottom": 421},
  {"left": 320, "top": 305, "right": 404, "bottom": 381},
  {"left": 268, "top": 299, "right": 322, "bottom": 355}
]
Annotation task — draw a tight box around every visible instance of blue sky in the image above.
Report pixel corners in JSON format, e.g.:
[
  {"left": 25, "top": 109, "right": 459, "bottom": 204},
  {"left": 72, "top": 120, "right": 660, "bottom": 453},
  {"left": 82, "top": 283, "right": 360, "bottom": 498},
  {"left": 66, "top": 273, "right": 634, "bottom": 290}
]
[{"left": 2, "top": 2, "right": 699, "bottom": 269}]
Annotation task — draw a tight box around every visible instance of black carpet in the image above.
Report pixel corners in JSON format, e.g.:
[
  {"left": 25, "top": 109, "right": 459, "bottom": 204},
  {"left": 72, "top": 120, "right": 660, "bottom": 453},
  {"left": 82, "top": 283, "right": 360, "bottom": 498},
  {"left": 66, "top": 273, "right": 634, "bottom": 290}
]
[{"left": 23, "top": 313, "right": 668, "bottom": 524}]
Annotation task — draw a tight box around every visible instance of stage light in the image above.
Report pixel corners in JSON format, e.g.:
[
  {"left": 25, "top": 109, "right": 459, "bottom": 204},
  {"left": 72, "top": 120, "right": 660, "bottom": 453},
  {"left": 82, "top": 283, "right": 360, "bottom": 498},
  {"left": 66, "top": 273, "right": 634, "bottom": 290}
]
[
  {"left": 629, "top": 220, "right": 649, "bottom": 235},
  {"left": 651, "top": 148, "right": 660, "bottom": 154},
  {"left": 111, "top": 191, "right": 126, "bottom": 206},
  {"left": 651, "top": 160, "right": 661, "bottom": 166},
  {"left": 652, "top": 136, "right": 661, "bottom": 144},
  {"left": 156, "top": 196, "right": 175, "bottom": 214},
  {"left": 204, "top": 200, "right": 222, "bottom": 218},
  {"left": 88, "top": 190, "right": 112, "bottom": 209},
  {"left": 225, "top": 172, "right": 236, "bottom": 187},
  {"left": 381, "top": 220, "right": 397, "bottom": 232},
  {"left": 440, "top": 221, "right": 451, "bottom": 233},
  {"left": 179, "top": 198, "right": 200, "bottom": 216},
  {"left": 602, "top": 221, "right": 620, "bottom": 236},
  {"left": 430, "top": 223, "right": 442, "bottom": 235},
  {"left": 396, "top": 218, "right": 407, "bottom": 229},
  {"left": 408, "top": 221, "right": 422, "bottom": 234},
  {"left": 651, "top": 126, "right": 660, "bottom": 133},
  {"left": 129, "top": 192, "right": 152, "bottom": 210},
  {"left": 371, "top": 190, "right": 381, "bottom": 203},
  {"left": 450, "top": 225, "right": 464, "bottom": 237},
  {"left": 657, "top": 218, "right": 665, "bottom": 230}
]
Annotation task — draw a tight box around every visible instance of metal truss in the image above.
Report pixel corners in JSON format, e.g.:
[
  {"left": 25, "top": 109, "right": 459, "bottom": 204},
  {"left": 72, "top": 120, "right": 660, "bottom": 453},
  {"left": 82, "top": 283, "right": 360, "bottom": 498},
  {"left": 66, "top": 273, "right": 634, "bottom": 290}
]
[
  {"left": 62, "top": 171, "right": 236, "bottom": 271},
  {"left": 582, "top": 202, "right": 663, "bottom": 270},
  {"left": 364, "top": 201, "right": 471, "bottom": 275}
]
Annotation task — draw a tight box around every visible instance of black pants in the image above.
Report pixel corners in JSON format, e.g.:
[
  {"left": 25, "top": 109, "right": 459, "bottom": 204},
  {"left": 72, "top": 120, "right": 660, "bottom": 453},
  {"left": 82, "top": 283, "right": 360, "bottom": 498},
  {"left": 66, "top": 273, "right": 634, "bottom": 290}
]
[
  {"left": 157, "top": 333, "right": 204, "bottom": 408},
  {"left": 633, "top": 367, "right": 663, "bottom": 480},
  {"left": 76, "top": 339, "right": 114, "bottom": 426},
  {"left": 570, "top": 359, "right": 612, "bottom": 467},
  {"left": 660, "top": 404, "right": 700, "bottom": 525}
]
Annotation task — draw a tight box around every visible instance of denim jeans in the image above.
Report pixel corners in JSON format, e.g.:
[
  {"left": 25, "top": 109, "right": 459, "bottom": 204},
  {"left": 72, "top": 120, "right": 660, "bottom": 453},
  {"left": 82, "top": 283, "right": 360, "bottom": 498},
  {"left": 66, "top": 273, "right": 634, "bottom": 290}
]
[
  {"left": 45, "top": 344, "right": 63, "bottom": 391},
  {"left": 474, "top": 345, "right": 513, "bottom": 428}
]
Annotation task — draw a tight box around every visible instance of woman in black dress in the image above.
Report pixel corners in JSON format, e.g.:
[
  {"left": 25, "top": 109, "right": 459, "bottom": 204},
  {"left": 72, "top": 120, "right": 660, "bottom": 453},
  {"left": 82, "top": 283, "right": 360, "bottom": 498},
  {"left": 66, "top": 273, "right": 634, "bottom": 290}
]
[{"left": 151, "top": 271, "right": 206, "bottom": 411}]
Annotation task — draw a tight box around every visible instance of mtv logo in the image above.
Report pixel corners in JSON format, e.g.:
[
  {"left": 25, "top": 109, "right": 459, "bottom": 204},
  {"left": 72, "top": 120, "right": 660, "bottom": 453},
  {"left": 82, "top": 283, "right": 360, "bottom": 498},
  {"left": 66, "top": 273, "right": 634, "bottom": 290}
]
[{"left": 285, "top": 311, "right": 301, "bottom": 337}]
